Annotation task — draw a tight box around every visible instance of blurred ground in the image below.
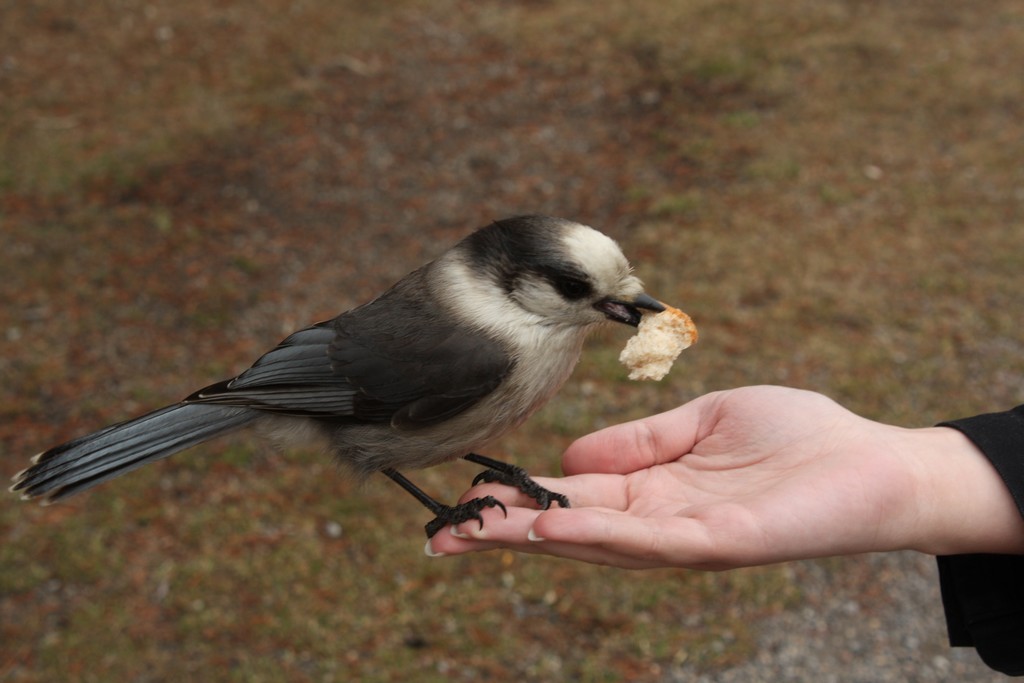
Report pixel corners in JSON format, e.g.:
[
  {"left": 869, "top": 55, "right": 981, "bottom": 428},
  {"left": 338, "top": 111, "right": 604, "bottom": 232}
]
[{"left": 1, "top": 1, "right": 1023, "bottom": 681}]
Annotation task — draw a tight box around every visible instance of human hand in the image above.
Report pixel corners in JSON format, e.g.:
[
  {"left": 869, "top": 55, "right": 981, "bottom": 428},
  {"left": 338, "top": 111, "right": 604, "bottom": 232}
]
[{"left": 427, "top": 386, "right": 1024, "bottom": 568}]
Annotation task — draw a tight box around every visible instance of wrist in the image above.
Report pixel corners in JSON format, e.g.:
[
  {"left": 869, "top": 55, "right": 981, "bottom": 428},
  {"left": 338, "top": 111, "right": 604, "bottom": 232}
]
[{"left": 904, "top": 426, "right": 1024, "bottom": 556}]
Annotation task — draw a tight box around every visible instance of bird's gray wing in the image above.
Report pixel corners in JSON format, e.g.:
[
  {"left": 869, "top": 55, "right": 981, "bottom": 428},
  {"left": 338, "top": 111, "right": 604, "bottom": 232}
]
[
  {"left": 187, "top": 284, "right": 512, "bottom": 428},
  {"left": 186, "top": 321, "right": 359, "bottom": 416},
  {"left": 328, "top": 279, "right": 514, "bottom": 429}
]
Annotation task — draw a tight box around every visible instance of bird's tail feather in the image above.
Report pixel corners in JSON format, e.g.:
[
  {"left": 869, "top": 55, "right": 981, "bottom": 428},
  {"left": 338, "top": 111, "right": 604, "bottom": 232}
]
[{"left": 10, "top": 404, "right": 259, "bottom": 503}]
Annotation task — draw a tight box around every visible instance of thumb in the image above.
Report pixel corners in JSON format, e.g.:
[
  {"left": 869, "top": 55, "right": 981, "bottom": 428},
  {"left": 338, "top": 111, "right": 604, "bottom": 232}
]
[{"left": 562, "top": 392, "right": 723, "bottom": 476}]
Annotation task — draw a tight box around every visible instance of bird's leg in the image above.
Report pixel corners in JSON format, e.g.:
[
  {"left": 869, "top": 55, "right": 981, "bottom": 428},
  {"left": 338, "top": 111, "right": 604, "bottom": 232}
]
[
  {"left": 463, "top": 453, "right": 571, "bottom": 510},
  {"left": 381, "top": 468, "right": 507, "bottom": 539}
]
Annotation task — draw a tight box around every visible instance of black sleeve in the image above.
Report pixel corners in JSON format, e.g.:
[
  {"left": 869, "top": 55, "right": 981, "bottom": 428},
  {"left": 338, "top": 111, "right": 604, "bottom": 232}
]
[{"left": 936, "top": 405, "right": 1024, "bottom": 676}]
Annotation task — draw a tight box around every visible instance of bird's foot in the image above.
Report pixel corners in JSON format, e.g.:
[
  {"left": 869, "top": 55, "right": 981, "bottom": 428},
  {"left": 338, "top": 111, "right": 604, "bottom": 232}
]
[
  {"left": 424, "top": 496, "right": 507, "bottom": 539},
  {"left": 465, "top": 454, "right": 571, "bottom": 511}
]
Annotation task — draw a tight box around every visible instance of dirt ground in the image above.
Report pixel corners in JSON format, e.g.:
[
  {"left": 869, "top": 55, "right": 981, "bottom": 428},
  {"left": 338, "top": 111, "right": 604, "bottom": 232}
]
[{"left": 2, "top": 1, "right": 1023, "bottom": 681}]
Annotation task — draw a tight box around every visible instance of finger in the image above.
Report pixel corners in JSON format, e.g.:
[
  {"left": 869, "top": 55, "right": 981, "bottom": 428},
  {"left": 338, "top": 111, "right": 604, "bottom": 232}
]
[
  {"left": 426, "top": 506, "right": 660, "bottom": 568},
  {"left": 456, "top": 473, "right": 630, "bottom": 510},
  {"left": 433, "top": 535, "right": 663, "bottom": 569},
  {"left": 528, "top": 506, "right": 728, "bottom": 569},
  {"left": 452, "top": 500, "right": 530, "bottom": 539},
  {"left": 562, "top": 392, "right": 722, "bottom": 475},
  {"left": 508, "top": 540, "right": 667, "bottom": 569},
  {"left": 426, "top": 505, "right": 541, "bottom": 554},
  {"left": 429, "top": 506, "right": 722, "bottom": 570}
]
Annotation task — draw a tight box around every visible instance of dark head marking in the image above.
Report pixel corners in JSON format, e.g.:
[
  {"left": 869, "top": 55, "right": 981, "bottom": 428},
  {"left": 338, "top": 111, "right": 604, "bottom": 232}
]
[{"left": 461, "top": 215, "right": 595, "bottom": 300}]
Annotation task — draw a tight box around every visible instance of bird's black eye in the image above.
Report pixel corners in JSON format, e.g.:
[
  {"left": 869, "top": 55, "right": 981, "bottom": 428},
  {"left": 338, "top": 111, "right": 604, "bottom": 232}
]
[{"left": 553, "top": 275, "right": 593, "bottom": 301}]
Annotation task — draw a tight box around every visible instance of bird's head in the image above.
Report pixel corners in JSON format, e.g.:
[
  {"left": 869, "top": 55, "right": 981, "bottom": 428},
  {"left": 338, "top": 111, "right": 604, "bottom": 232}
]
[{"left": 442, "top": 215, "right": 664, "bottom": 335}]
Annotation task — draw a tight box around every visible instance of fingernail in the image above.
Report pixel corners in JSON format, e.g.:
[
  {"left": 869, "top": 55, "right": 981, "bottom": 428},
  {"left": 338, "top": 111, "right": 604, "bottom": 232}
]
[
  {"left": 424, "top": 539, "right": 447, "bottom": 557},
  {"left": 527, "top": 528, "right": 546, "bottom": 542},
  {"left": 449, "top": 525, "right": 470, "bottom": 540}
]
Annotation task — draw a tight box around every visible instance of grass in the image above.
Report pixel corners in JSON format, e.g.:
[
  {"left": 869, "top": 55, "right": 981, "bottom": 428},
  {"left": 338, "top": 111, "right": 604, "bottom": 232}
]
[{"left": 2, "top": 0, "right": 1023, "bottom": 680}]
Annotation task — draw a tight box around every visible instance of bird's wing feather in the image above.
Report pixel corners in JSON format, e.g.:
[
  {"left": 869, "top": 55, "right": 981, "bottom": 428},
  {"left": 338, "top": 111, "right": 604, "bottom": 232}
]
[
  {"left": 187, "top": 279, "right": 512, "bottom": 427},
  {"left": 185, "top": 321, "right": 358, "bottom": 416},
  {"left": 329, "top": 278, "right": 513, "bottom": 429},
  {"left": 227, "top": 323, "right": 339, "bottom": 388}
]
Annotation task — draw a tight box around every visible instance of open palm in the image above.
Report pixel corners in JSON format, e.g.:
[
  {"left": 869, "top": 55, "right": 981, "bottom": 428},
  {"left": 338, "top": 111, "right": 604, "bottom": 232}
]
[{"left": 428, "top": 385, "right": 1003, "bottom": 568}]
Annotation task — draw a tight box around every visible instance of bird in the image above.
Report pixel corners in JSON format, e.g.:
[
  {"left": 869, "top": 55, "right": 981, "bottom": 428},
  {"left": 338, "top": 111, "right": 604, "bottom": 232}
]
[{"left": 10, "top": 215, "right": 665, "bottom": 538}]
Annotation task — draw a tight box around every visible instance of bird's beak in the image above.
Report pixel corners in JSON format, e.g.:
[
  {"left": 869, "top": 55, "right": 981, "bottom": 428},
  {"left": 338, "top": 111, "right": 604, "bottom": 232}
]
[{"left": 594, "top": 293, "right": 665, "bottom": 327}]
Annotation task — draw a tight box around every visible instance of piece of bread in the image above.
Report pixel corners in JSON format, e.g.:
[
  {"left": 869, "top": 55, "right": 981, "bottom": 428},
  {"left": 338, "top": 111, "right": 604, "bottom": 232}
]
[{"left": 619, "top": 304, "right": 697, "bottom": 381}]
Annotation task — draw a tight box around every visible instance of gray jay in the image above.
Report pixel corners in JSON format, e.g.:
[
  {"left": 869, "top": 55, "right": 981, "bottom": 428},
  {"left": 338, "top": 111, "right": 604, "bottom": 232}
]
[{"left": 11, "top": 215, "right": 665, "bottom": 537}]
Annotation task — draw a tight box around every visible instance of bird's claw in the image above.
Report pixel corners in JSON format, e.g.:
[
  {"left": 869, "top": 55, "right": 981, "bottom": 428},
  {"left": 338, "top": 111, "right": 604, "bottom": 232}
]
[
  {"left": 471, "top": 465, "right": 571, "bottom": 510},
  {"left": 424, "top": 495, "right": 508, "bottom": 538}
]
